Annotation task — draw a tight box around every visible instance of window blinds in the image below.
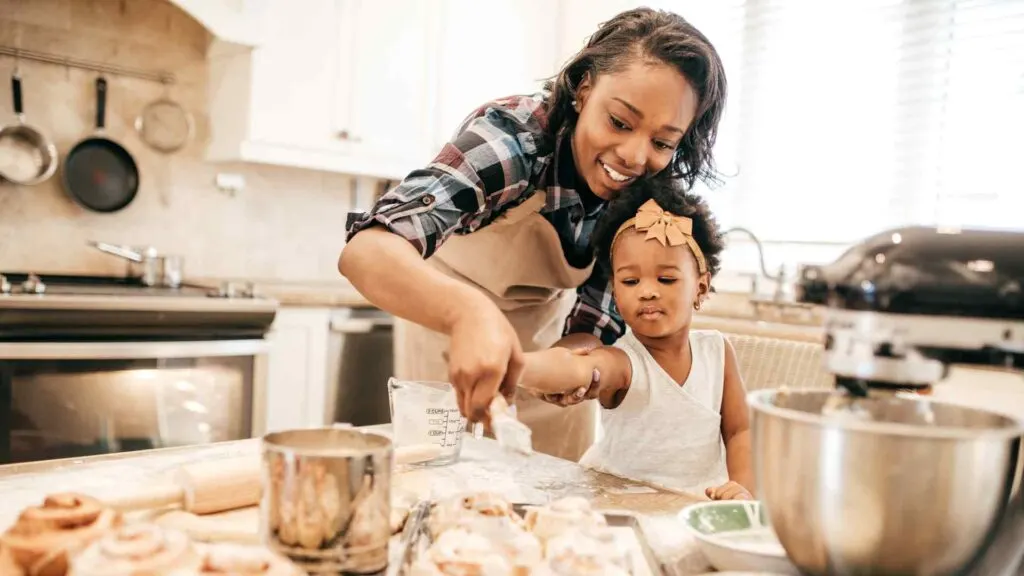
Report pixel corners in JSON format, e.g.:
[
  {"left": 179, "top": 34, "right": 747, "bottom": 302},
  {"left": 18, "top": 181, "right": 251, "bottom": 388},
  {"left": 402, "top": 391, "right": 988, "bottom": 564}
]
[{"left": 650, "top": 0, "right": 1024, "bottom": 242}]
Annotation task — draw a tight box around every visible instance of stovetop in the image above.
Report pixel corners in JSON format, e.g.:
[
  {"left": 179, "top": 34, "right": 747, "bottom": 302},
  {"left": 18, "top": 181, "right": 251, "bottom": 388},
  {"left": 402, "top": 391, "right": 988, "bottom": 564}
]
[
  {"left": 0, "top": 272, "right": 256, "bottom": 299},
  {"left": 0, "top": 273, "right": 278, "bottom": 341}
]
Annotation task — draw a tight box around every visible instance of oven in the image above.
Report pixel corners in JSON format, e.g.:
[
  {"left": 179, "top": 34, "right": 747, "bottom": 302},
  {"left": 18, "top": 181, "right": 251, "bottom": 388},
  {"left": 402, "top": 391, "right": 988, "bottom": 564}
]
[{"left": 0, "top": 273, "right": 277, "bottom": 465}]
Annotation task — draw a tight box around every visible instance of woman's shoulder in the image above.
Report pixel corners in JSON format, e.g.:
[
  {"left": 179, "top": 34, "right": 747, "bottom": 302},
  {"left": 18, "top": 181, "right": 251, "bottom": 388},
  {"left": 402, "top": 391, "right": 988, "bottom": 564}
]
[{"left": 452, "top": 92, "right": 555, "bottom": 157}]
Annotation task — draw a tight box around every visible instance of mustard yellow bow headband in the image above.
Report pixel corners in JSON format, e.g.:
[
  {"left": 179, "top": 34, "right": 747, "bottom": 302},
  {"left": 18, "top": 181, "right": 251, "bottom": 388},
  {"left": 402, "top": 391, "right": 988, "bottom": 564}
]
[{"left": 610, "top": 199, "right": 708, "bottom": 274}]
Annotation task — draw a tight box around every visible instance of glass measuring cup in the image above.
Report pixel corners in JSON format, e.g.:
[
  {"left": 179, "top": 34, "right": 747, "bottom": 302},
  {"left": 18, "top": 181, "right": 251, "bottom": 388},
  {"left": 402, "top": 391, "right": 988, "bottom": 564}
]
[{"left": 387, "top": 378, "right": 466, "bottom": 466}]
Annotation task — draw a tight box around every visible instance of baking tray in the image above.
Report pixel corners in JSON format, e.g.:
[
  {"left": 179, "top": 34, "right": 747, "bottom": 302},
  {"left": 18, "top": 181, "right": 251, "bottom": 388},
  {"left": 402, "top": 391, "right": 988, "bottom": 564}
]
[{"left": 389, "top": 500, "right": 665, "bottom": 575}]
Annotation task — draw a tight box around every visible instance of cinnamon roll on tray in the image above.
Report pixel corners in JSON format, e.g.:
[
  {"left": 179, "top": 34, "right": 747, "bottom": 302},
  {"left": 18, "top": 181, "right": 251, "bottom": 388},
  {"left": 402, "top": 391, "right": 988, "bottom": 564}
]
[
  {"left": 0, "top": 493, "right": 120, "bottom": 576},
  {"left": 406, "top": 493, "right": 643, "bottom": 576},
  {"left": 0, "top": 493, "right": 303, "bottom": 576}
]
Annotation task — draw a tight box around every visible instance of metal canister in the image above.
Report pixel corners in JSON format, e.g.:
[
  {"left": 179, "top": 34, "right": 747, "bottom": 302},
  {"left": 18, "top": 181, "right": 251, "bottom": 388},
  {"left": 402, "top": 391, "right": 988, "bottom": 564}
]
[{"left": 261, "top": 428, "right": 392, "bottom": 574}]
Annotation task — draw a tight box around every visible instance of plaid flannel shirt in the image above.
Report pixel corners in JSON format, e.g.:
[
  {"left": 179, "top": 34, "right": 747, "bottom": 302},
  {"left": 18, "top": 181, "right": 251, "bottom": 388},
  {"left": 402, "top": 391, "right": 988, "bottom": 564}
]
[{"left": 345, "top": 93, "right": 625, "bottom": 344}]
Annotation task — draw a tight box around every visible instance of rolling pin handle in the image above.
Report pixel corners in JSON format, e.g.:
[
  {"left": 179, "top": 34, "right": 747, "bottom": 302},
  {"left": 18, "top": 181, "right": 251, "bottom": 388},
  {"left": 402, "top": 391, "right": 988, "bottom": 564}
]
[{"left": 105, "top": 484, "right": 185, "bottom": 512}]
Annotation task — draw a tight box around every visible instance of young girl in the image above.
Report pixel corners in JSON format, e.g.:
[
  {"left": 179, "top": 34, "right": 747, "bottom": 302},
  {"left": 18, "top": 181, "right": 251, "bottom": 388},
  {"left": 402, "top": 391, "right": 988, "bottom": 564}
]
[{"left": 518, "top": 177, "right": 754, "bottom": 500}]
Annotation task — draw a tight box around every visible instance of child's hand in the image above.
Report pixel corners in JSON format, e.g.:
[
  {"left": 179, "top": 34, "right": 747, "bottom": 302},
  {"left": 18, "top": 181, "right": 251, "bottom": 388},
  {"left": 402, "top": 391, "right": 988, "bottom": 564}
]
[
  {"left": 706, "top": 481, "right": 753, "bottom": 501},
  {"left": 518, "top": 347, "right": 596, "bottom": 399}
]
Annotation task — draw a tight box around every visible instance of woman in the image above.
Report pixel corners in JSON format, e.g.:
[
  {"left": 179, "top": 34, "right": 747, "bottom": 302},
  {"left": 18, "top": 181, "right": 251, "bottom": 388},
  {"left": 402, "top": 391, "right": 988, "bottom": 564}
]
[{"left": 339, "top": 7, "right": 726, "bottom": 461}]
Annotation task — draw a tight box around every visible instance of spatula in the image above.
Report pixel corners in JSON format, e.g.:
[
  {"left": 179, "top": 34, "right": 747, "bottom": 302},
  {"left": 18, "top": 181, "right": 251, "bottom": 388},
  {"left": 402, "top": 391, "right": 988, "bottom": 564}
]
[{"left": 488, "top": 395, "right": 533, "bottom": 455}]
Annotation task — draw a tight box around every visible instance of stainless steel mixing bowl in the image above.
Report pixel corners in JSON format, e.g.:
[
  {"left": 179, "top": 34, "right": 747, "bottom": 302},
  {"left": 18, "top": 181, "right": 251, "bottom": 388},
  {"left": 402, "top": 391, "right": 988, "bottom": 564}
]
[{"left": 749, "top": 389, "right": 1024, "bottom": 576}]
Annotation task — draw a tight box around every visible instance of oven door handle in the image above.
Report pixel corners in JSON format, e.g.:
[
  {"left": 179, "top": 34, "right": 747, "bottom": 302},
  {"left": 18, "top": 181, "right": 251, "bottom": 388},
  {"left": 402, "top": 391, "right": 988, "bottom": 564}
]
[
  {"left": 330, "top": 317, "right": 393, "bottom": 334},
  {"left": 0, "top": 340, "right": 269, "bottom": 360}
]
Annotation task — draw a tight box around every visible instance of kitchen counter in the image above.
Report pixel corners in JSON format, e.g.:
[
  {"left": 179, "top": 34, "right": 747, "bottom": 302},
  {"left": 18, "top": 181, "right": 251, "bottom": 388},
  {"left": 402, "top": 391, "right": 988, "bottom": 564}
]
[
  {"left": 0, "top": 432, "right": 716, "bottom": 575},
  {"left": 192, "top": 273, "right": 829, "bottom": 327},
  {"left": 253, "top": 280, "right": 373, "bottom": 308},
  {"left": 191, "top": 277, "right": 375, "bottom": 308}
]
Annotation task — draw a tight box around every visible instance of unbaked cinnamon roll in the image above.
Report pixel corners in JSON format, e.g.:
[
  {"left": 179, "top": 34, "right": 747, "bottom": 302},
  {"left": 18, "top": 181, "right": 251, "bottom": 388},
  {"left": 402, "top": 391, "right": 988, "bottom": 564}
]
[
  {"left": 522, "top": 497, "right": 607, "bottom": 544},
  {"left": 427, "top": 493, "right": 523, "bottom": 539},
  {"left": 538, "top": 526, "right": 632, "bottom": 576},
  {"left": 67, "top": 523, "right": 201, "bottom": 576},
  {"left": 409, "top": 529, "right": 522, "bottom": 576},
  {"left": 0, "top": 492, "right": 120, "bottom": 576},
  {"left": 468, "top": 519, "right": 542, "bottom": 572},
  {"left": 193, "top": 543, "right": 303, "bottom": 576}
]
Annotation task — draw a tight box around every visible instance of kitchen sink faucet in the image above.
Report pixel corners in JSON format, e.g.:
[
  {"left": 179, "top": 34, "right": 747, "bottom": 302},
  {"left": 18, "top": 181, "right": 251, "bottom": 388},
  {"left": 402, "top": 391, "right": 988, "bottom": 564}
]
[{"left": 722, "top": 227, "right": 789, "bottom": 302}]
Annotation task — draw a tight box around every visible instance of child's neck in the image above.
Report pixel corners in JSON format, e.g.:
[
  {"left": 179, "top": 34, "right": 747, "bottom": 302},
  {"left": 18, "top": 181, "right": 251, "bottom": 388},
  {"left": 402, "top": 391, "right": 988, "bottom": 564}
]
[{"left": 636, "top": 326, "right": 693, "bottom": 386}]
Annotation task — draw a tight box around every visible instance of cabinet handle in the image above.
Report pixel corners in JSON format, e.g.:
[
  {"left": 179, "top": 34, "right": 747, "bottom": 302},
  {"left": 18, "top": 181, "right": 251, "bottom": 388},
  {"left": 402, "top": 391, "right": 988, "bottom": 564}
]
[
  {"left": 330, "top": 317, "right": 392, "bottom": 333},
  {"left": 337, "top": 130, "right": 362, "bottom": 143}
]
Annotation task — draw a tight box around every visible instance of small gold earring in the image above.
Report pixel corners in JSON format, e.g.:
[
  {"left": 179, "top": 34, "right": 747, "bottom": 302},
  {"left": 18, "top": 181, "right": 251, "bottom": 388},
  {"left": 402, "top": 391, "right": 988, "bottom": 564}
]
[{"left": 693, "top": 300, "right": 702, "bottom": 311}]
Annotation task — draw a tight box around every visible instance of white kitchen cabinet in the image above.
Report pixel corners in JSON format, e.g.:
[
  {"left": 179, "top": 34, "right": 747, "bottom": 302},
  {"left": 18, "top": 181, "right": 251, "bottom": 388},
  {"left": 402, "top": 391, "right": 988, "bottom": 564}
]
[
  {"left": 263, "top": 307, "right": 332, "bottom": 433},
  {"left": 335, "top": 0, "right": 440, "bottom": 175},
  {"left": 200, "top": 0, "right": 630, "bottom": 178},
  {"left": 167, "top": 0, "right": 267, "bottom": 47},
  {"left": 244, "top": 0, "right": 341, "bottom": 152},
  {"left": 430, "top": 0, "right": 563, "bottom": 153},
  {"left": 205, "top": 0, "right": 439, "bottom": 180}
]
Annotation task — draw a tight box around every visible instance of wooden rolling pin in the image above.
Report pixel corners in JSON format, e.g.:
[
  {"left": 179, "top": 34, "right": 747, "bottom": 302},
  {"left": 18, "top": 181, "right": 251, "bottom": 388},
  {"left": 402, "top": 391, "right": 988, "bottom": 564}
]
[
  {"left": 103, "top": 455, "right": 260, "bottom": 515},
  {"left": 102, "top": 444, "right": 443, "bottom": 515}
]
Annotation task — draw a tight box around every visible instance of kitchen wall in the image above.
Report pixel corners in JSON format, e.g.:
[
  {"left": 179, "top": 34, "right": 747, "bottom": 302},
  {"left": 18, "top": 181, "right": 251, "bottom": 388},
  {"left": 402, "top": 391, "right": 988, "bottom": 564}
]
[
  {"left": 0, "top": 0, "right": 356, "bottom": 283},
  {"left": 0, "top": 0, "right": 850, "bottom": 292}
]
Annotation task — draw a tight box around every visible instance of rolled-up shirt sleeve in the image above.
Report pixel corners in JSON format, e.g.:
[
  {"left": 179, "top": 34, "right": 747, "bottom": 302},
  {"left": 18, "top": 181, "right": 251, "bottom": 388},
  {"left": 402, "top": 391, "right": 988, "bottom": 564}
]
[
  {"left": 563, "top": 258, "right": 626, "bottom": 345},
  {"left": 345, "top": 102, "right": 543, "bottom": 259}
]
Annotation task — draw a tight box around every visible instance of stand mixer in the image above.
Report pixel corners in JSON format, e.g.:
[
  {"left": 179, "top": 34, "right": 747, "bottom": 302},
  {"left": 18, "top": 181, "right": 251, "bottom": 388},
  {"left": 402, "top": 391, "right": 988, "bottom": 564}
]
[{"left": 751, "top": 225, "right": 1024, "bottom": 575}]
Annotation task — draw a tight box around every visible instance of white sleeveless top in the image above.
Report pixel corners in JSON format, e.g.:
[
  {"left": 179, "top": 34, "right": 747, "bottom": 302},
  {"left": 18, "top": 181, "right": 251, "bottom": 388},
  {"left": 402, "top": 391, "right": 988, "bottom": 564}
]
[{"left": 578, "top": 329, "right": 729, "bottom": 495}]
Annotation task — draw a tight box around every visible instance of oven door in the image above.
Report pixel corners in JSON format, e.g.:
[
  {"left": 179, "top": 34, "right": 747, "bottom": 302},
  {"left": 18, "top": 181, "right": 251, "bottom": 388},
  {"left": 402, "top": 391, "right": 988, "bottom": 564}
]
[{"left": 0, "top": 340, "right": 268, "bottom": 465}]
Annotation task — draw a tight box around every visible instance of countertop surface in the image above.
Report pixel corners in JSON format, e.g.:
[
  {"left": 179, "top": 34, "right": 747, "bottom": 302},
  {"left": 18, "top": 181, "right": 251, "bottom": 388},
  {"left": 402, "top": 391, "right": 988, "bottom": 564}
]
[
  {"left": 194, "top": 275, "right": 828, "bottom": 331},
  {"left": 191, "top": 277, "right": 375, "bottom": 308},
  {"left": 0, "top": 431, "right": 718, "bottom": 575}
]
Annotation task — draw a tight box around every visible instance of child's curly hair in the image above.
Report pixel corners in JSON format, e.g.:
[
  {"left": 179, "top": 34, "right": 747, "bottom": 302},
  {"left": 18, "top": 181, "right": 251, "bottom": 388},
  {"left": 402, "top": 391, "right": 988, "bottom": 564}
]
[{"left": 591, "top": 176, "right": 724, "bottom": 277}]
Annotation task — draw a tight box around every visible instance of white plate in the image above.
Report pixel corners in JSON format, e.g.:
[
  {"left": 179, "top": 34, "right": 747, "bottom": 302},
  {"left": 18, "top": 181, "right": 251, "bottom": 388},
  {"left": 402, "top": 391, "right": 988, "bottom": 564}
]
[{"left": 678, "top": 500, "right": 799, "bottom": 575}]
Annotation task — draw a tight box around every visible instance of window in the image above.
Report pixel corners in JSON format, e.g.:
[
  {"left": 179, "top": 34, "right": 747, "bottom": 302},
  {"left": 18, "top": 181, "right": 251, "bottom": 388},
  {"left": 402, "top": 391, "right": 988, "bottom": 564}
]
[{"left": 652, "top": 0, "right": 1024, "bottom": 243}]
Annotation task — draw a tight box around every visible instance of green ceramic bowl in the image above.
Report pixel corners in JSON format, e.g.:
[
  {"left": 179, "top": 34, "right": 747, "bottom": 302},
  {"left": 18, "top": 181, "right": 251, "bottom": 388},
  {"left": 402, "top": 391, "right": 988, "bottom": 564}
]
[{"left": 678, "top": 500, "right": 798, "bottom": 575}]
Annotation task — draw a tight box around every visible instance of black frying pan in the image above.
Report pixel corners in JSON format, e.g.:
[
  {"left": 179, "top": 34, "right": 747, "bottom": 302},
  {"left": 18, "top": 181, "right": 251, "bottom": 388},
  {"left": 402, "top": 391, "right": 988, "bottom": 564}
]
[{"left": 63, "top": 77, "right": 139, "bottom": 213}]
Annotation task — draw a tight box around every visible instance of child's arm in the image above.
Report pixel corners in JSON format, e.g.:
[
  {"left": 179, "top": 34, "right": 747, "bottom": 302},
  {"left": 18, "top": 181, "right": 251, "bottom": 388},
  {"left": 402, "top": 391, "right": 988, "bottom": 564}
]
[
  {"left": 517, "top": 346, "right": 632, "bottom": 409},
  {"left": 707, "top": 338, "right": 755, "bottom": 500}
]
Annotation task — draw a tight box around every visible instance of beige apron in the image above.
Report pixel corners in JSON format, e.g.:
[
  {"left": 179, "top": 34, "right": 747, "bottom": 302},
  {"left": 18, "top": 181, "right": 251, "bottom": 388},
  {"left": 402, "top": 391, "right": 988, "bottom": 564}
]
[{"left": 393, "top": 191, "right": 598, "bottom": 461}]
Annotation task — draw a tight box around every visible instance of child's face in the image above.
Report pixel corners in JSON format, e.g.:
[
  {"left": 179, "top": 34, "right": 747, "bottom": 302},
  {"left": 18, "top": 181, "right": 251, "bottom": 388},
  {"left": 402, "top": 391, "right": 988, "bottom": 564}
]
[{"left": 611, "top": 229, "right": 709, "bottom": 339}]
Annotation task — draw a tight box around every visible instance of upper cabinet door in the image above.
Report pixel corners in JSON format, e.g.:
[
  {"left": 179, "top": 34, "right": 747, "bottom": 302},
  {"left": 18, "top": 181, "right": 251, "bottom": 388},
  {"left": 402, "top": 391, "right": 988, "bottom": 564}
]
[
  {"left": 339, "top": 0, "right": 439, "bottom": 177},
  {"left": 431, "top": 0, "right": 561, "bottom": 153},
  {"left": 246, "top": 0, "right": 342, "bottom": 150}
]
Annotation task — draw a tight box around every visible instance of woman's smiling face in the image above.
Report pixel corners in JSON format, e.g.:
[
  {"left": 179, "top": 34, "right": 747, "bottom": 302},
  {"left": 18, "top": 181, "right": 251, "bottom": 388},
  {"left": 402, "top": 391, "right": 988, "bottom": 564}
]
[{"left": 571, "top": 59, "right": 699, "bottom": 200}]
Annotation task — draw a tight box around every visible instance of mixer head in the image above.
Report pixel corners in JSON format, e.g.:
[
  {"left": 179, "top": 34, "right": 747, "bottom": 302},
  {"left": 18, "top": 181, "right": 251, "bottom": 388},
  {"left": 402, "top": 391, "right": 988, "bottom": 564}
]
[{"left": 796, "top": 226, "right": 1024, "bottom": 395}]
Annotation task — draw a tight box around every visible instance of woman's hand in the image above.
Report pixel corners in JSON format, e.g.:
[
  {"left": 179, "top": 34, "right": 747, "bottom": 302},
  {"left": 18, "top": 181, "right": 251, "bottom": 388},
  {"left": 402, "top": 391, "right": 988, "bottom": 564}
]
[
  {"left": 705, "top": 481, "right": 754, "bottom": 501},
  {"left": 446, "top": 296, "right": 524, "bottom": 424}
]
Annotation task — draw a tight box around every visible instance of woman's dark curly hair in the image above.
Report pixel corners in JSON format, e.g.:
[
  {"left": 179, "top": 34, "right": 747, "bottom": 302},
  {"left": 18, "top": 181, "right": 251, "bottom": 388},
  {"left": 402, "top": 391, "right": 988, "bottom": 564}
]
[
  {"left": 591, "top": 175, "right": 724, "bottom": 277},
  {"left": 544, "top": 7, "right": 728, "bottom": 190}
]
